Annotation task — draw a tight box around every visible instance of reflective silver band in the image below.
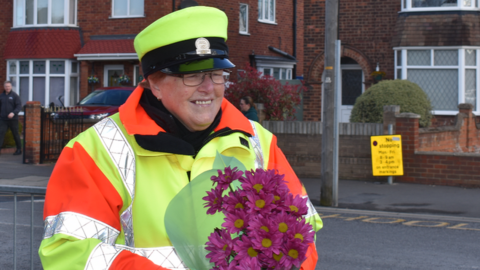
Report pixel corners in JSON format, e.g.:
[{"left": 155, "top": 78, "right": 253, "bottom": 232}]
[
  {"left": 248, "top": 120, "right": 265, "bottom": 169},
  {"left": 86, "top": 243, "right": 189, "bottom": 270},
  {"left": 303, "top": 196, "right": 319, "bottom": 219},
  {"left": 94, "top": 118, "right": 136, "bottom": 247},
  {"left": 43, "top": 212, "right": 119, "bottom": 245}
]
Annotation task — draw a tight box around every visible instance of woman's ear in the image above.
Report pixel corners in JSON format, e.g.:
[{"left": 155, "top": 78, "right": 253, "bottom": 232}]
[{"left": 149, "top": 78, "right": 162, "bottom": 100}]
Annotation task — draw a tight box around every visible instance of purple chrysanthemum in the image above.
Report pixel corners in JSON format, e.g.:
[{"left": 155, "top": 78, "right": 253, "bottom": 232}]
[
  {"left": 273, "top": 211, "right": 298, "bottom": 236},
  {"left": 280, "top": 238, "right": 308, "bottom": 269},
  {"left": 250, "top": 227, "right": 283, "bottom": 257},
  {"left": 245, "top": 191, "right": 276, "bottom": 215},
  {"left": 247, "top": 214, "right": 277, "bottom": 234},
  {"left": 262, "top": 250, "right": 287, "bottom": 269},
  {"left": 206, "top": 228, "right": 235, "bottom": 267},
  {"left": 286, "top": 218, "right": 315, "bottom": 245},
  {"left": 240, "top": 169, "right": 279, "bottom": 195},
  {"left": 233, "top": 236, "right": 261, "bottom": 268},
  {"left": 203, "top": 188, "right": 224, "bottom": 215},
  {"left": 222, "top": 190, "right": 247, "bottom": 213},
  {"left": 282, "top": 193, "right": 309, "bottom": 217},
  {"left": 211, "top": 167, "right": 244, "bottom": 192},
  {"left": 222, "top": 210, "right": 249, "bottom": 234}
]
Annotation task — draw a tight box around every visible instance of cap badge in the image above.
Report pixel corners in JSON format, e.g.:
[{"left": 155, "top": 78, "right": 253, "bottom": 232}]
[{"left": 195, "top": 38, "right": 211, "bottom": 55}]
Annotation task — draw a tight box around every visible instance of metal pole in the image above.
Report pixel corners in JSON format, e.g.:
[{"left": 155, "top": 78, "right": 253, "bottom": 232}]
[
  {"left": 332, "top": 40, "right": 341, "bottom": 207},
  {"left": 321, "top": 0, "right": 339, "bottom": 206},
  {"left": 388, "top": 124, "right": 394, "bottom": 185},
  {"left": 31, "top": 194, "right": 34, "bottom": 270},
  {"left": 13, "top": 192, "right": 17, "bottom": 270}
]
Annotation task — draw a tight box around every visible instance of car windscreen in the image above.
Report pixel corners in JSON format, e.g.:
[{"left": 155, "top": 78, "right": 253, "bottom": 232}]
[{"left": 79, "top": 90, "right": 132, "bottom": 106}]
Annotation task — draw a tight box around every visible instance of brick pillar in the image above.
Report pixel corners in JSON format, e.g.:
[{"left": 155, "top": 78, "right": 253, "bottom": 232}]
[
  {"left": 383, "top": 105, "right": 400, "bottom": 135},
  {"left": 24, "top": 101, "right": 41, "bottom": 164},
  {"left": 395, "top": 112, "right": 420, "bottom": 183},
  {"left": 458, "top": 103, "right": 474, "bottom": 152}
]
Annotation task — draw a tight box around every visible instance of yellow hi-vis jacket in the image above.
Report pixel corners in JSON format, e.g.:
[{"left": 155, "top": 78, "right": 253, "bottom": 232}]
[{"left": 39, "top": 86, "right": 323, "bottom": 270}]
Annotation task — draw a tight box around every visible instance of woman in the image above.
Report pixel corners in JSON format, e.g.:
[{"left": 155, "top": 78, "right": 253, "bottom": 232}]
[
  {"left": 39, "top": 6, "right": 322, "bottom": 270},
  {"left": 240, "top": 96, "right": 259, "bottom": 122}
]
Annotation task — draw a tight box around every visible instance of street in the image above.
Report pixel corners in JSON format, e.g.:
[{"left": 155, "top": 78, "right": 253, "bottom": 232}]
[{"left": 1, "top": 194, "right": 479, "bottom": 270}]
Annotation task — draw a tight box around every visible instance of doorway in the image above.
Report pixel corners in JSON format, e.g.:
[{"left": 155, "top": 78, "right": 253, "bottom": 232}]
[
  {"left": 339, "top": 58, "right": 364, "bottom": 122},
  {"left": 104, "top": 65, "right": 124, "bottom": 87}
]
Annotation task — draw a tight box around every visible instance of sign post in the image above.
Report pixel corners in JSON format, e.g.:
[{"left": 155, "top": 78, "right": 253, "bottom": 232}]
[{"left": 371, "top": 135, "right": 404, "bottom": 180}]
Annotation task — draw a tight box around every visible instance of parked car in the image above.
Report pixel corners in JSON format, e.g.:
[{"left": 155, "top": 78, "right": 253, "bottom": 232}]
[{"left": 52, "top": 86, "right": 135, "bottom": 122}]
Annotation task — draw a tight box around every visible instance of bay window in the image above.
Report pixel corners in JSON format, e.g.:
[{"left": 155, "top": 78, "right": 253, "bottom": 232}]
[{"left": 402, "top": 0, "right": 479, "bottom": 11}]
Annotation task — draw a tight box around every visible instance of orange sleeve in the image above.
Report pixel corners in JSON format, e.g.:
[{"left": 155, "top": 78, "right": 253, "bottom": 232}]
[{"left": 267, "top": 135, "right": 319, "bottom": 270}]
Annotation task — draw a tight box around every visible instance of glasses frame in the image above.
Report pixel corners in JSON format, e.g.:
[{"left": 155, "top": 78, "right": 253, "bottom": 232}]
[{"left": 168, "top": 70, "right": 231, "bottom": 87}]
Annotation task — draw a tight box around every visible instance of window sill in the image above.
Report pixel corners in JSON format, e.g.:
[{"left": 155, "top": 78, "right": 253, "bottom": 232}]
[
  {"left": 239, "top": 32, "right": 250, "bottom": 36},
  {"left": 257, "top": 20, "right": 277, "bottom": 25},
  {"left": 400, "top": 7, "right": 480, "bottom": 12},
  {"left": 109, "top": 15, "right": 146, "bottom": 19},
  {"left": 12, "top": 25, "right": 79, "bottom": 29}
]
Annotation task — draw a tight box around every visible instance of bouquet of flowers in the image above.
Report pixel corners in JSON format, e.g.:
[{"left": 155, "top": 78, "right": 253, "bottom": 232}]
[
  {"left": 118, "top": 74, "right": 131, "bottom": 85},
  {"left": 88, "top": 75, "right": 99, "bottom": 84},
  {"left": 202, "top": 167, "right": 314, "bottom": 270}
]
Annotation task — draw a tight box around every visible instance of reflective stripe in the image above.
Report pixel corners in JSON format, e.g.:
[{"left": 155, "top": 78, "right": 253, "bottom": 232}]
[
  {"left": 86, "top": 243, "right": 189, "bottom": 270},
  {"left": 303, "top": 196, "right": 319, "bottom": 219},
  {"left": 43, "top": 212, "right": 119, "bottom": 245},
  {"left": 248, "top": 120, "right": 264, "bottom": 169},
  {"left": 94, "top": 118, "right": 136, "bottom": 247}
]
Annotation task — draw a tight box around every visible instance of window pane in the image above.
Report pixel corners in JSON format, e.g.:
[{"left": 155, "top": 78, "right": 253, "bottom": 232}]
[
  {"left": 16, "top": 0, "right": 25, "bottom": 26},
  {"left": 464, "top": 0, "right": 472, "bottom": 7},
  {"left": 9, "top": 77, "right": 18, "bottom": 96},
  {"left": 273, "top": 68, "right": 280, "bottom": 79},
  {"left": 70, "top": 77, "right": 78, "bottom": 105},
  {"left": 52, "top": 0, "right": 65, "bottom": 24},
  {"left": 37, "top": 0, "right": 48, "bottom": 24},
  {"left": 287, "top": 69, "right": 292, "bottom": 80},
  {"left": 9, "top": 61, "right": 17, "bottom": 75},
  {"left": 407, "top": 69, "right": 458, "bottom": 110},
  {"left": 69, "top": 0, "right": 76, "bottom": 24},
  {"left": 434, "top": 50, "right": 458, "bottom": 66},
  {"left": 263, "top": 68, "right": 271, "bottom": 76},
  {"left": 465, "top": 49, "right": 476, "bottom": 66},
  {"left": 49, "top": 77, "right": 65, "bottom": 106},
  {"left": 342, "top": 70, "right": 363, "bottom": 105},
  {"left": 412, "top": 0, "right": 457, "bottom": 7},
  {"left": 20, "top": 77, "right": 29, "bottom": 106},
  {"left": 396, "top": 50, "right": 402, "bottom": 66},
  {"left": 408, "top": 50, "right": 430, "bottom": 66},
  {"left": 397, "top": 69, "right": 402, "bottom": 79},
  {"left": 269, "top": 0, "right": 274, "bottom": 21},
  {"left": 33, "top": 77, "right": 46, "bottom": 105},
  {"left": 33, "top": 61, "right": 46, "bottom": 74},
  {"left": 20, "top": 61, "right": 29, "bottom": 74},
  {"left": 50, "top": 61, "right": 65, "bottom": 74},
  {"left": 258, "top": 0, "right": 262, "bottom": 19},
  {"left": 240, "top": 4, "right": 248, "bottom": 33},
  {"left": 114, "top": 0, "right": 128, "bottom": 16},
  {"left": 108, "top": 70, "right": 123, "bottom": 86},
  {"left": 71, "top": 62, "right": 78, "bottom": 73},
  {"left": 281, "top": 68, "right": 286, "bottom": 79},
  {"left": 130, "top": 0, "right": 144, "bottom": 16},
  {"left": 26, "top": 0, "right": 34, "bottom": 25},
  {"left": 465, "top": 69, "right": 476, "bottom": 110}
]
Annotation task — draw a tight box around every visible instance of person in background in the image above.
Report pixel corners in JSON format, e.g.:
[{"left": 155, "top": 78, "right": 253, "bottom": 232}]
[
  {"left": 0, "top": 81, "right": 22, "bottom": 155},
  {"left": 39, "top": 6, "right": 322, "bottom": 270},
  {"left": 239, "top": 96, "right": 259, "bottom": 122}
]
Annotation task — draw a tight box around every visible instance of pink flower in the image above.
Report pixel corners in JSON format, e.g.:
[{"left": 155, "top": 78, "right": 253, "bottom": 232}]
[
  {"left": 245, "top": 191, "right": 276, "bottom": 215},
  {"left": 273, "top": 211, "right": 298, "bottom": 236},
  {"left": 247, "top": 215, "right": 276, "bottom": 235},
  {"left": 280, "top": 238, "right": 308, "bottom": 269},
  {"left": 282, "top": 193, "right": 309, "bottom": 217},
  {"left": 250, "top": 227, "right": 283, "bottom": 257},
  {"left": 222, "top": 190, "right": 247, "bottom": 213},
  {"left": 211, "top": 167, "right": 244, "bottom": 192},
  {"left": 240, "top": 169, "right": 279, "bottom": 195},
  {"left": 286, "top": 218, "right": 315, "bottom": 245},
  {"left": 206, "top": 228, "right": 235, "bottom": 267},
  {"left": 233, "top": 236, "right": 261, "bottom": 268},
  {"left": 261, "top": 250, "right": 287, "bottom": 269},
  {"left": 203, "top": 188, "right": 224, "bottom": 215},
  {"left": 222, "top": 210, "right": 249, "bottom": 234}
]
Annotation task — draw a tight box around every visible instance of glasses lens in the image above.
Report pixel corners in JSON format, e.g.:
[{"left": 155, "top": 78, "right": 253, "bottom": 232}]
[{"left": 182, "top": 71, "right": 230, "bottom": 86}]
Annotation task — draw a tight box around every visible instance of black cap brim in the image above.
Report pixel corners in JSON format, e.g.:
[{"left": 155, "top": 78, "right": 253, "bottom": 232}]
[{"left": 160, "top": 58, "right": 235, "bottom": 74}]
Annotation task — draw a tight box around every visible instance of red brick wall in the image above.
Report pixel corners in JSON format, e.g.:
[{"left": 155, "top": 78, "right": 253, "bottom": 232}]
[
  {"left": 303, "top": 0, "right": 400, "bottom": 121},
  {"left": 0, "top": 1, "right": 13, "bottom": 82}
]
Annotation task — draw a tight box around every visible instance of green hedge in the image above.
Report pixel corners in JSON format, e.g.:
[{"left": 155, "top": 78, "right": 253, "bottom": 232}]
[
  {"left": 2, "top": 122, "right": 23, "bottom": 148},
  {"left": 350, "top": 80, "right": 433, "bottom": 127}
]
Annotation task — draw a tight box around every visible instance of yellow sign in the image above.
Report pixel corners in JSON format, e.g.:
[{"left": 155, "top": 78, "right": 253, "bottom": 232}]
[{"left": 371, "top": 135, "right": 403, "bottom": 176}]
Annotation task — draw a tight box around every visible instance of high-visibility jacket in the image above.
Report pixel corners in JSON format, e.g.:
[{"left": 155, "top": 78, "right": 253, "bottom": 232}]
[{"left": 39, "top": 86, "right": 323, "bottom": 270}]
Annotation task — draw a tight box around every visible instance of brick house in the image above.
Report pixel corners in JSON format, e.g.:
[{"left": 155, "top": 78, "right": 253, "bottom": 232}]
[
  {"left": 303, "top": 0, "right": 480, "bottom": 124},
  {"left": 1, "top": 0, "right": 303, "bottom": 108}
]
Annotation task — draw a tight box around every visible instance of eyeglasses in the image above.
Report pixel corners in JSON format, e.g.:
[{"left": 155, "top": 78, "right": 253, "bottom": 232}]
[{"left": 169, "top": 71, "right": 230, "bottom": 86}]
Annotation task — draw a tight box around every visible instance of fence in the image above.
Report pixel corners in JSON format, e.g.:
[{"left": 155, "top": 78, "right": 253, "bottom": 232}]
[{"left": 0, "top": 185, "right": 46, "bottom": 270}]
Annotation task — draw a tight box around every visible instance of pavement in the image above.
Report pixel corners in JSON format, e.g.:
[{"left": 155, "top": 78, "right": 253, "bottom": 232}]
[{"left": 1, "top": 152, "right": 480, "bottom": 219}]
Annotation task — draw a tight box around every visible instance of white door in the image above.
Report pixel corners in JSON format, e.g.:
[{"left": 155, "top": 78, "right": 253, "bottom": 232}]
[
  {"left": 104, "top": 65, "right": 124, "bottom": 87},
  {"left": 339, "top": 64, "right": 364, "bottom": 122}
]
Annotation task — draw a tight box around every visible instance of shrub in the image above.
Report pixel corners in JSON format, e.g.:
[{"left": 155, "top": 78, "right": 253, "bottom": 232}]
[
  {"left": 350, "top": 79, "right": 433, "bottom": 127},
  {"left": 2, "top": 122, "right": 23, "bottom": 148},
  {"left": 224, "top": 63, "right": 306, "bottom": 120}
]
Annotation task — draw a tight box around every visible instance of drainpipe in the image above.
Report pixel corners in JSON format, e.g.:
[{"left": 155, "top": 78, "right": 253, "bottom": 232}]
[
  {"left": 293, "top": 0, "right": 297, "bottom": 79},
  {"left": 172, "top": 0, "right": 175, "bottom": 12}
]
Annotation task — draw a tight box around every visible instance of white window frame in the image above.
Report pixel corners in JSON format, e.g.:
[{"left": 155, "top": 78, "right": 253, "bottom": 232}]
[
  {"left": 133, "top": 65, "right": 143, "bottom": 86},
  {"left": 6, "top": 59, "right": 79, "bottom": 107},
  {"left": 258, "top": 0, "right": 276, "bottom": 24},
  {"left": 13, "top": 0, "right": 77, "bottom": 28},
  {"left": 111, "top": 0, "right": 144, "bottom": 18},
  {"left": 239, "top": 3, "right": 249, "bottom": 35},
  {"left": 394, "top": 46, "right": 480, "bottom": 115},
  {"left": 401, "top": 0, "right": 479, "bottom": 11},
  {"left": 258, "top": 67, "right": 293, "bottom": 80}
]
